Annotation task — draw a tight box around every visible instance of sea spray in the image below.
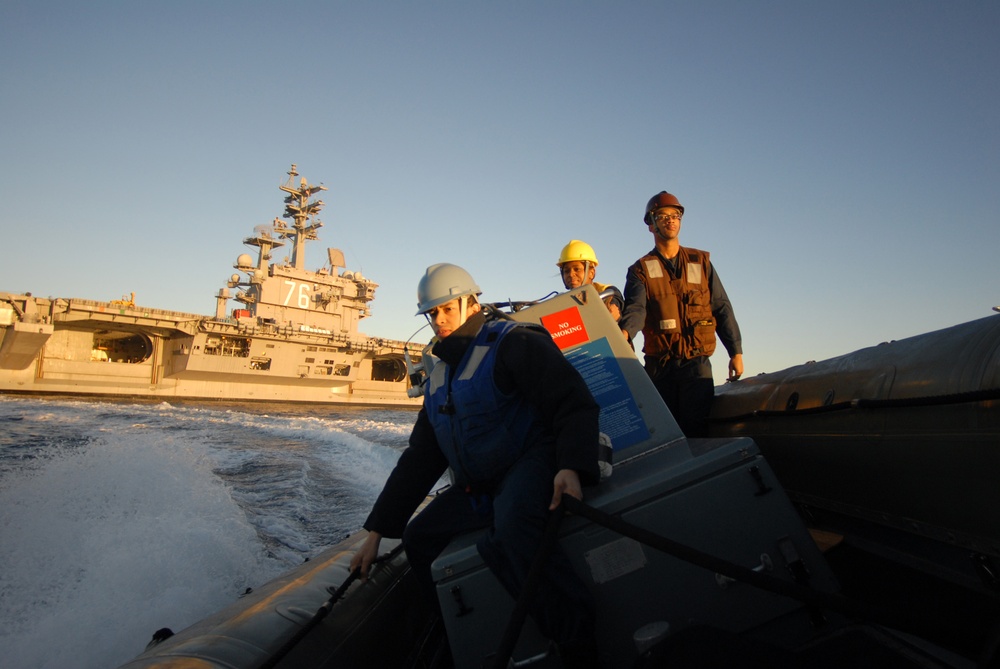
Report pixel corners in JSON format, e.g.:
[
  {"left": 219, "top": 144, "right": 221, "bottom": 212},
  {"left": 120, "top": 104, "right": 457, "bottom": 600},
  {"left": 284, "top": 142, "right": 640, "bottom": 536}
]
[
  {"left": 0, "top": 426, "right": 277, "bottom": 668},
  {"left": 0, "top": 397, "right": 416, "bottom": 669}
]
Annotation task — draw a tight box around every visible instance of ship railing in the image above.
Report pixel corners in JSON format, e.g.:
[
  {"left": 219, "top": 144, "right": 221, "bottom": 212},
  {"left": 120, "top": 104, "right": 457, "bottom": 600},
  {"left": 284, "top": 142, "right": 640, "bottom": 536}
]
[
  {"left": 65, "top": 297, "right": 203, "bottom": 320},
  {"left": 201, "top": 317, "right": 393, "bottom": 353}
]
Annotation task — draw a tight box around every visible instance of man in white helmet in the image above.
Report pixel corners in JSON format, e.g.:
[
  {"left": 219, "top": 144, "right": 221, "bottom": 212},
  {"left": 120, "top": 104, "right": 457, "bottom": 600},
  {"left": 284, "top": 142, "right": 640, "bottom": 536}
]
[
  {"left": 351, "top": 263, "right": 601, "bottom": 666},
  {"left": 556, "top": 239, "right": 625, "bottom": 323}
]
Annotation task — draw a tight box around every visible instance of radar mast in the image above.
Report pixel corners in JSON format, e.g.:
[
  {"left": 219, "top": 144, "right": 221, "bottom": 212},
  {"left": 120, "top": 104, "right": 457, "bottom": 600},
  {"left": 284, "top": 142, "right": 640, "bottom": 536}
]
[{"left": 277, "top": 164, "right": 327, "bottom": 269}]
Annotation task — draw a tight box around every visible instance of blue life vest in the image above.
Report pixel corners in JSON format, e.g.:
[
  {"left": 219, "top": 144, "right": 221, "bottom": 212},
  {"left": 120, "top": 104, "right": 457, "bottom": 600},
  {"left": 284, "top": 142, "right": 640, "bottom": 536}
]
[{"left": 424, "top": 319, "right": 549, "bottom": 486}]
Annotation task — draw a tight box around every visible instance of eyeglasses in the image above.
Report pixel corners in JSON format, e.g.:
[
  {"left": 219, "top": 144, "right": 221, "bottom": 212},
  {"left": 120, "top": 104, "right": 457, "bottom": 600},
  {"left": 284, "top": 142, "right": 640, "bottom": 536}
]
[{"left": 652, "top": 212, "right": 682, "bottom": 224}]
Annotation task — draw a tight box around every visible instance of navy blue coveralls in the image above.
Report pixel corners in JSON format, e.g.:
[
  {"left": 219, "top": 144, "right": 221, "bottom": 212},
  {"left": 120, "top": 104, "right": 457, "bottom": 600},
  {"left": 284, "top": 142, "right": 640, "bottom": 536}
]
[{"left": 361, "top": 310, "right": 600, "bottom": 648}]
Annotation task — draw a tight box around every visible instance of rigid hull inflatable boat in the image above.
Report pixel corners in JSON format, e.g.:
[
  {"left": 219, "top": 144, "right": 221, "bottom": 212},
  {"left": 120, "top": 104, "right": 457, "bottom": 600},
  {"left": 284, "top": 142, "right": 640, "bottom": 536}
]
[{"left": 119, "top": 289, "right": 996, "bottom": 668}]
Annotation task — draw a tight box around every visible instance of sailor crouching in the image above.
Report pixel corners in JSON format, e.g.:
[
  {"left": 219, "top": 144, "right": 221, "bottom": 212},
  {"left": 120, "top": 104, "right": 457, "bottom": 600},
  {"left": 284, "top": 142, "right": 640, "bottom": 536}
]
[{"left": 350, "top": 263, "right": 602, "bottom": 667}]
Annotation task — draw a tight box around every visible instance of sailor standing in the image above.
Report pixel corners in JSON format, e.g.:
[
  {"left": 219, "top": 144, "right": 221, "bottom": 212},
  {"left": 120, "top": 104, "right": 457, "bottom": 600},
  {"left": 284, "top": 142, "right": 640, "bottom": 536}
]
[{"left": 620, "top": 191, "right": 744, "bottom": 437}]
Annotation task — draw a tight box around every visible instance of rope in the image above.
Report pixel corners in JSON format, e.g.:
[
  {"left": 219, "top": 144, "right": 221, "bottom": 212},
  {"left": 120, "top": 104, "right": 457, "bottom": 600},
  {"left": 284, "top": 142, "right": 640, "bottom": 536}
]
[
  {"left": 257, "top": 543, "right": 405, "bottom": 669},
  {"left": 489, "top": 507, "right": 567, "bottom": 669},
  {"left": 558, "top": 495, "right": 970, "bottom": 648},
  {"left": 266, "top": 494, "right": 979, "bottom": 668}
]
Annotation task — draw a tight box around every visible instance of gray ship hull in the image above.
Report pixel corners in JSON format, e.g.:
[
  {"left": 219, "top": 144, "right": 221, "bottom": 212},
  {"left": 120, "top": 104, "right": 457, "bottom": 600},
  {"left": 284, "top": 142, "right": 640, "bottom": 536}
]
[{"left": 0, "top": 294, "right": 420, "bottom": 407}]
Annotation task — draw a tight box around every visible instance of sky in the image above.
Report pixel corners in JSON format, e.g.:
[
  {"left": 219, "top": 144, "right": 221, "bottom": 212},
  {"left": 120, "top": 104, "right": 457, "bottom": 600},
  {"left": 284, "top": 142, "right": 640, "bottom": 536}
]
[{"left": 2, "top": 1, "right": 998, "bottom": 385}]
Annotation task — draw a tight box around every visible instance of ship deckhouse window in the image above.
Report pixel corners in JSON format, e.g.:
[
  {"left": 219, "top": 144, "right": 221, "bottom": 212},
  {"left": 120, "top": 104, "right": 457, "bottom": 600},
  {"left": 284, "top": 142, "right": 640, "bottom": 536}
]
[
  {"left": 203, "top": 335, "right": 251, "bottom": 357},
  {"left": 250, "top": 357, "right": 271, "bottom": 371}
]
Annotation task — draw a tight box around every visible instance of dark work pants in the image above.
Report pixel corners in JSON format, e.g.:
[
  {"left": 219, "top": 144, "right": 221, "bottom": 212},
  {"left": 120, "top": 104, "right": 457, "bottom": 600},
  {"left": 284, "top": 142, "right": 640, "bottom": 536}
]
[
  {"left": 645, "top": 355, "right": 715, "bottom": 437},
  {"left": 402, "top": 445, "right": 596, "bottom": 647}
]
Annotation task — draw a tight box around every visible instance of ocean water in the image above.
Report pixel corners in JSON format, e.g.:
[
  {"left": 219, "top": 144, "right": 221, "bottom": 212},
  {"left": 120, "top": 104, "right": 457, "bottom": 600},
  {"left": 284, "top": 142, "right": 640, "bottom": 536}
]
[{"left": 0, "top": 395, "right": 419, "bottom": 669}]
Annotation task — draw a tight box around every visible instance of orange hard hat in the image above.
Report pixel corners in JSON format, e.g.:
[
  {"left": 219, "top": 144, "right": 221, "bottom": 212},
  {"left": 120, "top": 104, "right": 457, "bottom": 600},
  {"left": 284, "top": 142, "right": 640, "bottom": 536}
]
[{"left": 644, "top": 191, "right": 684, "bottom": 224}]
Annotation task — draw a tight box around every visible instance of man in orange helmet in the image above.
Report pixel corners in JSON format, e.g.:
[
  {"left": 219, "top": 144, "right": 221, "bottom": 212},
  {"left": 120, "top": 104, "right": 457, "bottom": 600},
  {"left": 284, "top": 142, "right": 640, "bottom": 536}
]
[{"left": 619, "top": 191, "right": 744, "bottom": 437}]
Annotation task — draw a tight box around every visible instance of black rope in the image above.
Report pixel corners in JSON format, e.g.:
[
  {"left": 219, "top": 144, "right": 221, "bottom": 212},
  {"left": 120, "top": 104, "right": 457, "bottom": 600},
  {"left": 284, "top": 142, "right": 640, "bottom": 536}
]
[
  {"left": 559, "top": 495, "right": 971, "bottom": 648},
  {"left": 489, "top": 506, "right": 567, "bottom": 669},
  {"left": 257, "top": 543, "right": 405, "bottom": 669}
]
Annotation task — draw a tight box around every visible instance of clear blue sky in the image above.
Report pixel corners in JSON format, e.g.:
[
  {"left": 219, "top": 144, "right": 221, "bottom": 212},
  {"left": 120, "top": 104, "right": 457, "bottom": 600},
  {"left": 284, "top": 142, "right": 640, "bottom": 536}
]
[{"left": 2, "top": 2, "right": 998, "bottom": 384}]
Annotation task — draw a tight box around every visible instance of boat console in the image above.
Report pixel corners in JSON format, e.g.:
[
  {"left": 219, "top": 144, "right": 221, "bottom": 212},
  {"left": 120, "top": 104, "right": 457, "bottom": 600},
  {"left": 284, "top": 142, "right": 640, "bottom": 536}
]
[{"left": 431, "top": 287, "right": 842, "bottom": 668}]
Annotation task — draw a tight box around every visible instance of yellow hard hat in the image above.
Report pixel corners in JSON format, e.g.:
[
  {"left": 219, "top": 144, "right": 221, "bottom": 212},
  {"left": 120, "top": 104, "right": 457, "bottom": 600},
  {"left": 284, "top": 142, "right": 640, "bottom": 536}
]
[{"left": 557, "top": 240, "right": 599, "bottom": 267}]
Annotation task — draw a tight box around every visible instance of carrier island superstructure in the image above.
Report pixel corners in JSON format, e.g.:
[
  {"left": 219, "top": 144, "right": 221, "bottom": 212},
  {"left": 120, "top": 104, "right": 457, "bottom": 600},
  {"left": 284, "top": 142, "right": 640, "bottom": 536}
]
[{"left": 0, "top": 166, "right": 422, "bottom": 406}]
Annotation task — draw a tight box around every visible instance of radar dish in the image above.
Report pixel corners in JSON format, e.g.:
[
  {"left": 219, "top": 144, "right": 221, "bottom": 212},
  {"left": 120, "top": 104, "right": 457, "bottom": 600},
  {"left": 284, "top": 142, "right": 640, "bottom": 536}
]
[{"left": 328, "top": 248, "right": 346, "bottom": 268}]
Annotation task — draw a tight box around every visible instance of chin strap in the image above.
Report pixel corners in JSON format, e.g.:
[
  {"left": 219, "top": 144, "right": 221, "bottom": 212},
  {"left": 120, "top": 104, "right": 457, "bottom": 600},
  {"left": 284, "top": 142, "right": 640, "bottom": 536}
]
[
  {"left": 458, "top": 295, "right": 470, "bottom": 325},
  {"left": 654, "top": 219, "right": 672, "bottom": 241}
]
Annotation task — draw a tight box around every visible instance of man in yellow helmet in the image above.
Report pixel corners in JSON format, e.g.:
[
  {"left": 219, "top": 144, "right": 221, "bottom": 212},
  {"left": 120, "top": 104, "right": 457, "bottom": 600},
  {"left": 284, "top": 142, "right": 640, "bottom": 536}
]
[{"left": 556, "top": 240, "right": 624, "bottom": 323}]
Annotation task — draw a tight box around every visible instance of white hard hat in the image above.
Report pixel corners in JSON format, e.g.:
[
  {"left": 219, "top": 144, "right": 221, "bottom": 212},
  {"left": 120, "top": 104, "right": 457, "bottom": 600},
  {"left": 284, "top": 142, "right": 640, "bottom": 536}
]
[{"left": 415, "top": 263, "right": 482, "bottom": 315}]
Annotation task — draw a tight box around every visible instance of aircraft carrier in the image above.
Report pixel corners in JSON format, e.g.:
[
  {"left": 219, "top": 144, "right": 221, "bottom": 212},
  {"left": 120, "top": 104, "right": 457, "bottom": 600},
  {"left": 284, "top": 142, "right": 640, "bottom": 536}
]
[{"left": 0, "top": 165, "right": 422, "bottom": 407}]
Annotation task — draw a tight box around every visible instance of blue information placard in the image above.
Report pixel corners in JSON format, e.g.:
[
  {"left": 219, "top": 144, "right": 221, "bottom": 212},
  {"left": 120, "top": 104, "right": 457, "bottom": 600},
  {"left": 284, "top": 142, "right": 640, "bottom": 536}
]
[{"left": 563, "top": 337, "right": 650, "bottom": 451}]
